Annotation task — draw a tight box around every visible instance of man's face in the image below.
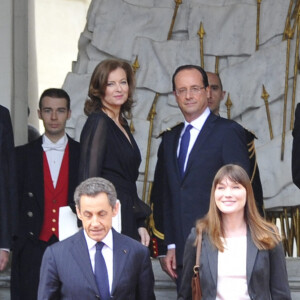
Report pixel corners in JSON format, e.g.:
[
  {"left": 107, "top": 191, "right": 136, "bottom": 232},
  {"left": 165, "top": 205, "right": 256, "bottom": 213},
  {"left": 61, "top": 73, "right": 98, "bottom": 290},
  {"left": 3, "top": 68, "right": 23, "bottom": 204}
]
[
  {"left": 174, "top": 68, "right": 210, "bottom": 123},
  {"left": 207, "top": 73, "right": 225, "bottom": 115},
  {"left": 76, "top": 193, "right": 119, "bottom": 242},
  {"left": 38, "top": 97, "right": 71, "bottom": 142}
]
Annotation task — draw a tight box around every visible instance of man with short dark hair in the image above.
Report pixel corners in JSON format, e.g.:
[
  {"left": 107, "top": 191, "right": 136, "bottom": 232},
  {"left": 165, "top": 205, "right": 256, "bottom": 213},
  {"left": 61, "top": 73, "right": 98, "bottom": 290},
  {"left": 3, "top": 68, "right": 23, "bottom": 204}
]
[
  {"left": 38, "top": 177, "right": 156, "bottom": 300},
  {"left": 155, "top": 65, "right": 250, "bottom": 289},
  {"left": 11, "top": 88, "right": 80, "bottom": 300}
]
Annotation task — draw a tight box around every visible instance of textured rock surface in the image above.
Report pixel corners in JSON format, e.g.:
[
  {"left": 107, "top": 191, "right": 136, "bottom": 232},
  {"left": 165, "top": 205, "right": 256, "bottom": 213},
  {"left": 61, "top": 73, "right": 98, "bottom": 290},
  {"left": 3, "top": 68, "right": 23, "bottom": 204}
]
[{"left": 63, "top": 0, "right": 300, "bottom": 208}]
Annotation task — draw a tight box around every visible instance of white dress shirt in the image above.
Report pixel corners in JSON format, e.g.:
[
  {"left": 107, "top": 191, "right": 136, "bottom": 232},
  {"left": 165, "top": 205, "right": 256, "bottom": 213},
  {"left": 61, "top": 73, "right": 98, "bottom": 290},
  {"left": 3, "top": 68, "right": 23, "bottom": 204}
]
[
  {"left": 42, "top": 134, "right": 68, "bottom": 188},
  {"left": 177, "top": 107, "right": 210, "bottom": 172},
  {"left": 84, "top": 230, "right": 114, "bottom": 293}
]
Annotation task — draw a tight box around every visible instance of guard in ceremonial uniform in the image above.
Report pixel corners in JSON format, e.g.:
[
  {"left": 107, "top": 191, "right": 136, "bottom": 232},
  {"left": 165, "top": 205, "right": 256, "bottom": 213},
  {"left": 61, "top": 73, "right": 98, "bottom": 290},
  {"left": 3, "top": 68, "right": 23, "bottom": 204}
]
[{"left": 11, "top": 88, "right": 80, "bottom": 300}]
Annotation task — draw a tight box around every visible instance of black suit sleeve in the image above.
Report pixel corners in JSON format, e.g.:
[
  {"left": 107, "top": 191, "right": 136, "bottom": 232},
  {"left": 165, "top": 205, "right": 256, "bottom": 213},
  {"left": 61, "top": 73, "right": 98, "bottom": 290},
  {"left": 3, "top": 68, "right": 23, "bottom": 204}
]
[
  {"left": 0, "top": 106, "right": 17, "bottom": 248},
  {"left": 149, "top": 141, "right": 167, "bottom": 257},
  {"left": 78, "top": 113, "right": 108, "bottom": 183},
  {"left": 292, "top": 103, "right": 300, "bottom": 189}
]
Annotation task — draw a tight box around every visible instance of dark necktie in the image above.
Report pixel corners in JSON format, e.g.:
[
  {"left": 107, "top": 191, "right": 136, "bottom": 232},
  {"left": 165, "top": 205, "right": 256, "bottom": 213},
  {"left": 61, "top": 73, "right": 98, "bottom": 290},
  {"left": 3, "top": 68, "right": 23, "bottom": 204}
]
[
  {"left": 178, "top": 124, "right": 193, "bottom": 177},
  {"left": 95, "top": 242, "right": 110, "bottom": 300}
]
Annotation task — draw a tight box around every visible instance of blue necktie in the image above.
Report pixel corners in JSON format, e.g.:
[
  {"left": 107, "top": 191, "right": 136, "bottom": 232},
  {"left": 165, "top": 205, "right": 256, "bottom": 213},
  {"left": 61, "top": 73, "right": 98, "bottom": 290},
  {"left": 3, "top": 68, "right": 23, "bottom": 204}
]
[
  {"left": 95, "top": 242, "right": 110, "bottom": 300},
  {"left": 178, "top": 124, "right": 193, "bottom": 177}
]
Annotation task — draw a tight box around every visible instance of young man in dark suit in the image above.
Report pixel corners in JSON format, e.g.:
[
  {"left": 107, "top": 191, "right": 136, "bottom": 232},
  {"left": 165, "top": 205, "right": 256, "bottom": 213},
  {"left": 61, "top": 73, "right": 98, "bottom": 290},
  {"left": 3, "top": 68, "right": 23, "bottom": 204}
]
[
  {"left": 38, "top": 177, "right": 156, "bottom": 300},
  {"left": 11, "top": 88, "right": 80, "bottom": 300},
  {"left": 0, "top": 105, "right": 17, "bottom": 271},
  {"left": 156, "top": 65, "right": 250, "bottom": 289}
]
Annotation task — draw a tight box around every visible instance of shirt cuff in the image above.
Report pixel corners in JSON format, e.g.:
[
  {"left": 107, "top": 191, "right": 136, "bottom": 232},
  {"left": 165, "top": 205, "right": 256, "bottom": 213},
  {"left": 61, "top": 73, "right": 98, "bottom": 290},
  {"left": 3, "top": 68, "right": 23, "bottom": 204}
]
[
  {"left": 167, "top": 244, "right": 176, "bottom": 250},
  {"left": 0, "top": 248, "right": 10, "bottom": 253}
]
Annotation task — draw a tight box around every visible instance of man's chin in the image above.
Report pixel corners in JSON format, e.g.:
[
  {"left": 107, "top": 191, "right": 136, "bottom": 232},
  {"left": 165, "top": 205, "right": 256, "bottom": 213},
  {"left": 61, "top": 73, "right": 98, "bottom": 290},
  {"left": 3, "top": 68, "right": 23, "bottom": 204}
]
[{"left": 89, "top": 231, "right": 105, "bottom": 242}]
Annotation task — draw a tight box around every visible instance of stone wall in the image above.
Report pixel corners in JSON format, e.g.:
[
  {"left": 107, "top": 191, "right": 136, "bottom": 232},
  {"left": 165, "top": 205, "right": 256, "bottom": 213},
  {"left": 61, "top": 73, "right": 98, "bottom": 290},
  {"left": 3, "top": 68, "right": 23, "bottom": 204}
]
[{"left": 63, "top": 0, "right": 300, "bottom": 210}]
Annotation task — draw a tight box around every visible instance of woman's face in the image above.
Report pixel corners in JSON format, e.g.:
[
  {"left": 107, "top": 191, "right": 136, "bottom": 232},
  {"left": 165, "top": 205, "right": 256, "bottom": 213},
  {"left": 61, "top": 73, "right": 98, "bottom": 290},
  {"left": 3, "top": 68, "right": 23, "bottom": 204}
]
[
  {"left": 102, "top": 67, "right": 129, "bottom": 110},
  {"left": 215, "top": 176, "right": 247, "bottom": 217}
]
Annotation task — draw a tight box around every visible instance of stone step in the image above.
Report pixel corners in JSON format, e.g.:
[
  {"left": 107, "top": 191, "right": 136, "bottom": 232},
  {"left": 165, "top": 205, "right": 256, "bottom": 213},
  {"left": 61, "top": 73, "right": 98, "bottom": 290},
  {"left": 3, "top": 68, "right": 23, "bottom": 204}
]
[{"left": 2, "top": 258, "right": 300, "bottom": 299}]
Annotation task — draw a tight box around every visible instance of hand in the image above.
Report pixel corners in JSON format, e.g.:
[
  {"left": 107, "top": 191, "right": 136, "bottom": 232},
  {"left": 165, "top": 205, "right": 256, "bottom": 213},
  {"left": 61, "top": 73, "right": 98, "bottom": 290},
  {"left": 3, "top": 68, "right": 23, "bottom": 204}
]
[
  {"left": 0, "top": 250, "right": 9, "bottom": 271},
  {"left": 160, "top": 249, "right": 177, "bottom": 281},
  {"left": 138, "top": 227, "right": 150, "bottom": 247}
]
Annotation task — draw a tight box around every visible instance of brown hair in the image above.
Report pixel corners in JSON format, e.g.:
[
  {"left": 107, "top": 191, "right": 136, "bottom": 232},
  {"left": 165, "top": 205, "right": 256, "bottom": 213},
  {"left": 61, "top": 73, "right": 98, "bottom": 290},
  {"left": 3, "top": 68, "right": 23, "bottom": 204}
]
[
  {"left": 84, "top": 59, "right": 135, "bottom": 123},
  {"left": 195, "top": 164, "right": 281, "bottom": 251}
]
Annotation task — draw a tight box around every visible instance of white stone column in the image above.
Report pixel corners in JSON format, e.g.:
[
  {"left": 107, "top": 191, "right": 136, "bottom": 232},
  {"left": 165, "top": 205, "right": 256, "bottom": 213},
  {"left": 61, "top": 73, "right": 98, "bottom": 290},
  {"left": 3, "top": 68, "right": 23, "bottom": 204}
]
[{"left": 0, "top": 0, "right": 28, "bottom": 146}]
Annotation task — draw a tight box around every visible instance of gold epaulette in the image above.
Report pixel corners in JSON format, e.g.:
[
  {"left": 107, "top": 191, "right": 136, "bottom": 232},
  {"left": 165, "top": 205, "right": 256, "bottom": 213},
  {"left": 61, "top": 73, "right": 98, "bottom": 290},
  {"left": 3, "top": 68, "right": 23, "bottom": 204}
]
[
  {"left": 148, "top": 204, "right": 165, "bottom": 240},
  {"left": 156, "top": 122, "right": 183, "bottom": 138},
  {"left": 244, "top": 127, "right": 258, "bottom": 140}
]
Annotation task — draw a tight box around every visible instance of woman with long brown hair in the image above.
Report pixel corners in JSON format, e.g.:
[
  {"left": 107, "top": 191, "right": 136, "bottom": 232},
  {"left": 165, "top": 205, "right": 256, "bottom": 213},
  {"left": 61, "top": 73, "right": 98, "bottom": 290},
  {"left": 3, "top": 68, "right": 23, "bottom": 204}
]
[
  {"left": 179, "top": 164, "right": 291, "bottom": 299},
  {"left": 79, "top": 59, "right": 150, "bottom": 245}
]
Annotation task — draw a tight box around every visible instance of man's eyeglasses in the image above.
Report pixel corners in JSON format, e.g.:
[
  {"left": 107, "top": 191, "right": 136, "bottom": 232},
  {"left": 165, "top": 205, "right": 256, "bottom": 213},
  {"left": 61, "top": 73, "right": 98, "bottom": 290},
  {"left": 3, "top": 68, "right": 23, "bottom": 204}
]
[{"left": 175, "top": 86, "right": 206, "bottom": 97}]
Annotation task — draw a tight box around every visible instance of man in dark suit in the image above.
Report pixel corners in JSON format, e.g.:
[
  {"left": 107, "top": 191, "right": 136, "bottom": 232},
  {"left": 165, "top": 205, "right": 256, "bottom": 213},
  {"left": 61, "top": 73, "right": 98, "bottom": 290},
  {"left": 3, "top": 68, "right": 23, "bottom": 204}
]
[
  {"left": 38, "top": 177, "right": 156, "bottom": 299},
  {"left": 11, "top": 88, "right": 80, "bottom": 299},
  {"left": 157, "top": 65, "right": 250, "bottom": 287},
  {"left": 206, "top": 72, "right": 264, "bottom": 216},
  {"left": 292, "top": 103, "right": 300, "bottom": 189},
  {"left": 0, "top": 105, "right": 17, "bottom": 271}
]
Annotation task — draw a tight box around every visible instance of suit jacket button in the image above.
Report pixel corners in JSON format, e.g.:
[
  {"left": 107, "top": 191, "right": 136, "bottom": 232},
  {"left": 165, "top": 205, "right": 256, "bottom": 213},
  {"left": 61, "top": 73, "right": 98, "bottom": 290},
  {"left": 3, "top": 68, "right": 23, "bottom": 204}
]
[
  {"left": 29, "top": 232, "right": 34, "bottom": 236},
  {"left": 27, "top": 211, "right": 33, "bottom": 217},
  {"left": 28, "top": 192, "right": 34, "bottom": 197}
]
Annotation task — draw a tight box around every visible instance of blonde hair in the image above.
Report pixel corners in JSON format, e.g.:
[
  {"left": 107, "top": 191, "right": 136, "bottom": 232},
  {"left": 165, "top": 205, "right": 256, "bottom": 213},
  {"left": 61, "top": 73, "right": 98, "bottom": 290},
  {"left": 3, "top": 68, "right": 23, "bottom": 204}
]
[{"left": 195, "top": 164, "right": 281, "bottom": 251}]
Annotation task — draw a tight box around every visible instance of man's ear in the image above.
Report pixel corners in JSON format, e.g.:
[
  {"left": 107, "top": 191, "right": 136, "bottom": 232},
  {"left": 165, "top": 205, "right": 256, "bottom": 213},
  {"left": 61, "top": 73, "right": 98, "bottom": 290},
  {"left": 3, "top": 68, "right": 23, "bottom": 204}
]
[
  {"left": 76, "top": 205, "right": 82, "bottom": 221},
  {"left": 38, "top": 109, "right": 42, "bottom": 120},
  {"left": 112, "top": 200, "right": 120, "bottom": 217},
  {"left": 221, "top": 90, "right": 226, "bottom": 101},
  {"left": 67, "top": 109, "right": 71, "bottom": 120}
]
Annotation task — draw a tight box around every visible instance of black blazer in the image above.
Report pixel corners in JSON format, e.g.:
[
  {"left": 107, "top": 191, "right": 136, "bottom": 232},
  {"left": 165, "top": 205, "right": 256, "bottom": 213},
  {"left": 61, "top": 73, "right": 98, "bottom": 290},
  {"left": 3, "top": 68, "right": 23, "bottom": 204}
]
[
  {"left": 292, "top": 103, "right": 300, "bottom": 189},
  {"left": 179, "top": 228, "right": 291, "bottom": 300},
  {"left": 38, "top": 229, "right": 156, "bottom": 299},
  {"left": 14, "top": 135, "right": 80, "bottom": 240},
  {"left": 0, "top": 105, "right": 17, "bottom": 248},
  {"left": 162, "top": 112, "right": 250, "bottom": 266}
]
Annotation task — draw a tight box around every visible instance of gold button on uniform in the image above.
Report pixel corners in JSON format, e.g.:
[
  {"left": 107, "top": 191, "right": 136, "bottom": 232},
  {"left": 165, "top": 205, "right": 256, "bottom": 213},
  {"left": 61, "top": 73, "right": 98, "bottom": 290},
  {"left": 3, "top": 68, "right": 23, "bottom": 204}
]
[
  {"left": 52, "top": 209, "right": 56, "bottom": 213},
  {"left": 52, "top": 219, "right": 56, "bottom": 223},
  {"left": 51, "top": 228, "right": 56, "bottom": 232}
]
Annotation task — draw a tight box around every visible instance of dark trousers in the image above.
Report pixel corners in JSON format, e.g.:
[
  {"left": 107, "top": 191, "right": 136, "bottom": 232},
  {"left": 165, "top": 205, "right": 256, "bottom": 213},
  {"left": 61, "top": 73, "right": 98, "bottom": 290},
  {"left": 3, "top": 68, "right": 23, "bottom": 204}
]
[{"left": 11, "top": 235, "right": 58, "bottom": 300}]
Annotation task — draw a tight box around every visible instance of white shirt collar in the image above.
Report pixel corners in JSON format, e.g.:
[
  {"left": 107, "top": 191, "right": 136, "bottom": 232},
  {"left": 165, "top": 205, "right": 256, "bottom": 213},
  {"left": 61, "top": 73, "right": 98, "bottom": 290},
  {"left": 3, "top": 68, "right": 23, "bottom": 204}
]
[
  {"left": 184, "top": 107, "right": 211, "bottom": 131},
  {"left": 84, "top": 229, "right": 113, "bottom": 251},
  {"left": 42, "top": 134, "right": 68, "bottom": 151}
]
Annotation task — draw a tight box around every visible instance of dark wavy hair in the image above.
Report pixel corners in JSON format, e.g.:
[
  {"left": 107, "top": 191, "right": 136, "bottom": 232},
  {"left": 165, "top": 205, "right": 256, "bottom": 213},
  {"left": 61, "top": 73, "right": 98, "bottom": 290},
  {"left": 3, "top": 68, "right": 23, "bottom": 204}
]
[{"left": 84, "top": 59, "right": 135, "bottom": 123}]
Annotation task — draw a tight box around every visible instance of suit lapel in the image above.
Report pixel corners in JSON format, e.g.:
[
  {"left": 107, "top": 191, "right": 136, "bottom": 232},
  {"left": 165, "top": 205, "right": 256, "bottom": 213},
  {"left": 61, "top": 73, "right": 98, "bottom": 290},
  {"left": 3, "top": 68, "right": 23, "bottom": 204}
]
[
  {"left": 70, "top": 230, "right": 99, "bottom": 293},
  {"left": 246, "top": 229, "right": 258, "bottom": 286},
  {"left": 169, "top": 123, "right": 184, "bottom": 181},
  {"left": 203, "top": 234, "right": 218, "bottom": 287},
  {"left": 185, "top": 113, "right": 217, "bottom": 176},
  {"left": 31, "top": 138, "right": 45, "bottom": 211},
  {"left": 111, "top": 229, "right": 131, "bottom": 294}
]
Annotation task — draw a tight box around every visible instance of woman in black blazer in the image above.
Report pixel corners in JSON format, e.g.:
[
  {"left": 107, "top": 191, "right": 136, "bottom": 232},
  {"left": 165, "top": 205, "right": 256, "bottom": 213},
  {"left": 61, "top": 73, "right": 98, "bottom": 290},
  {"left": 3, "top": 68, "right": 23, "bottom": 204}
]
[{"left": 179, "top": 164, "right": 291, "bottom": 300}]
